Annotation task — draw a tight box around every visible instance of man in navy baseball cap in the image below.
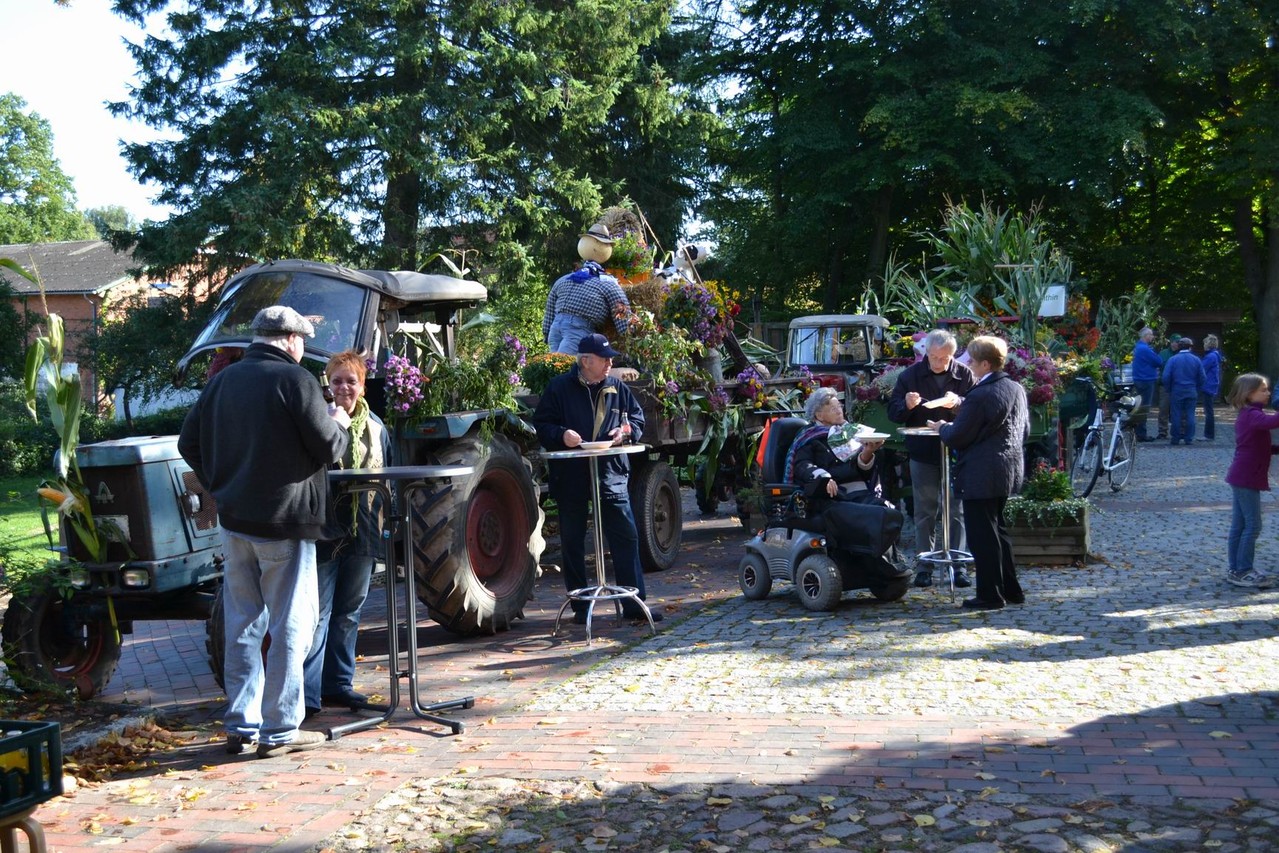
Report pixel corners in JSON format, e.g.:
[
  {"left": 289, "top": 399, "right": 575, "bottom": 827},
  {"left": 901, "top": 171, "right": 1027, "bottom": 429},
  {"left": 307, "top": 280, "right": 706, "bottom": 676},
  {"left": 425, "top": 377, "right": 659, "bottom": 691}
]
[{"left": 577, "top": 333, "right": 621, "bottom": 358}]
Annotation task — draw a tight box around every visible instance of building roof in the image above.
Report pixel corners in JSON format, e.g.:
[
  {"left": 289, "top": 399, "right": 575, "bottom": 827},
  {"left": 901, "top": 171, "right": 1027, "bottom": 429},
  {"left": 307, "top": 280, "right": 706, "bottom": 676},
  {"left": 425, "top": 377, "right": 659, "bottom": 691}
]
[{"left": 0, "top": 240, "right": 140, "bottom": 296}]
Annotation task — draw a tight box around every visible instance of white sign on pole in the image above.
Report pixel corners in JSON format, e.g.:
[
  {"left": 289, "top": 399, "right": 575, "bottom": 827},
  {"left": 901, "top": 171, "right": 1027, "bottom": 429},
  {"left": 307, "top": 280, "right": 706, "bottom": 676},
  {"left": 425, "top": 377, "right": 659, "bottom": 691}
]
[{"left": 1038, "top": 285, "right": 1067, "bottom": 318}]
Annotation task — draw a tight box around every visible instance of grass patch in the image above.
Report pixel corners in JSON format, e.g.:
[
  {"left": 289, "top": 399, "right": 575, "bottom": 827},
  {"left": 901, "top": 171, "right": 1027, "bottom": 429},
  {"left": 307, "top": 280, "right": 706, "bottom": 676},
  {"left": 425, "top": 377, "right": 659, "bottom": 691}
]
[{"left": 0, "top": 475, "right": 53, "bottom": 572}]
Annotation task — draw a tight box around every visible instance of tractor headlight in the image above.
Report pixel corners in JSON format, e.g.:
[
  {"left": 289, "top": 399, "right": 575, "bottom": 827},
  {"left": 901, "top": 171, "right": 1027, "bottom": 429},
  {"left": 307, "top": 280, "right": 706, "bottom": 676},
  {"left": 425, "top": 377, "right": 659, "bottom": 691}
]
[
  {"left": 121, "top": 569, "right": 151, "bottom": 588},
  {"left": 68, "top": 566, "right": 91, "bottom": 589}
]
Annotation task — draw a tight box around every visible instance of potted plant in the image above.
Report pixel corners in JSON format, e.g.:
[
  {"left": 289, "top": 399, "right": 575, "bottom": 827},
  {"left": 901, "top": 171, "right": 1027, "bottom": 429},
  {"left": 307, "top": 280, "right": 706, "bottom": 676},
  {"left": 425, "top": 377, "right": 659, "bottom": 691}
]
[{"left": 1004, "top": 462, "right": 1090, "bottom": 565}]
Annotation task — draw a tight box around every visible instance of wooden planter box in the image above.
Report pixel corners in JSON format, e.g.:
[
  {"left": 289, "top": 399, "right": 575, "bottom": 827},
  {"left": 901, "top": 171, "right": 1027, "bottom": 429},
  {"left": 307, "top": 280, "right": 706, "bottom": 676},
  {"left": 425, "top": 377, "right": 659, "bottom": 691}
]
[{"left": 1006, "top": 505, "right": 1089, "bottom": 566}]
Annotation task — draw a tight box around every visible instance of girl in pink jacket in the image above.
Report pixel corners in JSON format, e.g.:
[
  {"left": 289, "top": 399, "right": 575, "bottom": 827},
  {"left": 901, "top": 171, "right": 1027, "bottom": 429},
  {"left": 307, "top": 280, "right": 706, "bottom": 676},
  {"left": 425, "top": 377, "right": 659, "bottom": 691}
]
[{"left": 1225, "top": 373, "right": 1279, "bottom": 588}]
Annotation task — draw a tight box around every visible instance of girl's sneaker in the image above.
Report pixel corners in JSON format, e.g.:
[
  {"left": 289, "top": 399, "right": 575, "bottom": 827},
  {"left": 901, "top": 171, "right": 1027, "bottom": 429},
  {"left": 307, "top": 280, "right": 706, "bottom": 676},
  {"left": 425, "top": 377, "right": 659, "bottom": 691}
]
[{"left": 1227, "top": 570, "right": 1275, "bottom": 588}]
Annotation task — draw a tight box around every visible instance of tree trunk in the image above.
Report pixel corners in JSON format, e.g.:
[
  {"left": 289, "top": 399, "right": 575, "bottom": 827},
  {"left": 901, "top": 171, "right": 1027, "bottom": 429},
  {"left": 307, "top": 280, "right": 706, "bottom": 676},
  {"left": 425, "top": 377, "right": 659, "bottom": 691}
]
[
  {"left": 864, "top": 184, "right": 895, "bottom": 289},
  {"left": 381, "top": 164, "right": 422, "bottom": 272},
  {"left": 1232, "top": 194, "right": 1279, "bottom": 378}
]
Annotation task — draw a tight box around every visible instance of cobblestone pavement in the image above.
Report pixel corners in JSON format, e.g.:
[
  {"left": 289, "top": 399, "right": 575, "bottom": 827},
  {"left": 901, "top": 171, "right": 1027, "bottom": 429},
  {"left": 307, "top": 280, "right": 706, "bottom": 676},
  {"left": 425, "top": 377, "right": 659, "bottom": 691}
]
[{"left": 26, "top": 407, "right": 1279, "bottom": 852}]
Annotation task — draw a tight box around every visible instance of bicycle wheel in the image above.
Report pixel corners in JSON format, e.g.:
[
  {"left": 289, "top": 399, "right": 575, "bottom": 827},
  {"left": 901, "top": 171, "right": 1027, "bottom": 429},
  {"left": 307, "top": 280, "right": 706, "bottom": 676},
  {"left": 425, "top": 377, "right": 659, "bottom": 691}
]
[
  {"left": 1109, "top": 427, "right": 1136, "bottom": 491},
  {"left": 1071, "top": 430, "right": 1102, "bottom": 498}
]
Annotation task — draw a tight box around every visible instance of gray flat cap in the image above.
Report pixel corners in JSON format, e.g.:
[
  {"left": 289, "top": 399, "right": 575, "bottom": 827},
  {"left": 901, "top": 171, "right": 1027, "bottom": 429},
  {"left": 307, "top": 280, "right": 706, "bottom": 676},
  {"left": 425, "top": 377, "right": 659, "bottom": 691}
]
[{"left": 251, "top": 305, "right": 315, "bottom": 338}]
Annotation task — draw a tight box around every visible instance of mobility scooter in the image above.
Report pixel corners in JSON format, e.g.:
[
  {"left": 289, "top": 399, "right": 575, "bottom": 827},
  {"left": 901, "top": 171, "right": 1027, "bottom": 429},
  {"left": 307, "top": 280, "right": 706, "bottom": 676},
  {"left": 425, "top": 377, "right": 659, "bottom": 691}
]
[{"left": 739, "top": 417, "right": 914, "bottom": 611}]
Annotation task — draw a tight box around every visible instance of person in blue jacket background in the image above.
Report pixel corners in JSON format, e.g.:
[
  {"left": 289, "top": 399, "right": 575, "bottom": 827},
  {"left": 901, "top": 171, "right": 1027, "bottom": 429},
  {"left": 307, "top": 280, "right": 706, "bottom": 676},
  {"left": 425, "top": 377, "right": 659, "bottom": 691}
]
[
  {"left": 1198, "top": 334, "right": 1222, "bottom": 442},
  {"left": 1131, "top": 327, "right": 1163, "bottom": 442},
  {"left": 1162, "top": 337, "right": 1206, "bottom": 445}
]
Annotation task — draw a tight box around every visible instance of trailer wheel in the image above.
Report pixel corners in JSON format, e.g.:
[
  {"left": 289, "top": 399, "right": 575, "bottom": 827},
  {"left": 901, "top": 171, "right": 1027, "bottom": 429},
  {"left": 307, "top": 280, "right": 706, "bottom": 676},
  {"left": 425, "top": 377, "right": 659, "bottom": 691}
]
[
  {"left": 630, "top": 459, "right": 682, "bottom": 573},
  {"left": 410, "top": 434, "right": 545, "bottom": 636},
  {"left": 2, "top": 577, "right": 121, "bottom": 699}
]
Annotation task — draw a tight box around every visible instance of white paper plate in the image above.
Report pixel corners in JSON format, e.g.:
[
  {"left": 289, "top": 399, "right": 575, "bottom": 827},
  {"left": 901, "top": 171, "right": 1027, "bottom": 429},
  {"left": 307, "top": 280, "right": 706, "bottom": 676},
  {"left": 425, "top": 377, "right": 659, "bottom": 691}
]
[
  {"left": 858, "top": 432, "right": 891, "bottom": 441},
  {"left": 579, "top": 440, "right": 614, "bottom": 451}
]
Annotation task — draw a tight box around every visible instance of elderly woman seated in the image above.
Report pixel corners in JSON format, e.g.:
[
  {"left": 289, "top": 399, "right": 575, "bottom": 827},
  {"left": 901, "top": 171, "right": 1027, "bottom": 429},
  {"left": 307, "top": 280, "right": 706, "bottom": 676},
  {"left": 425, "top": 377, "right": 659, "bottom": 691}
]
[{"left": 783, "top": 386, "right": 899, "bottom": 556}]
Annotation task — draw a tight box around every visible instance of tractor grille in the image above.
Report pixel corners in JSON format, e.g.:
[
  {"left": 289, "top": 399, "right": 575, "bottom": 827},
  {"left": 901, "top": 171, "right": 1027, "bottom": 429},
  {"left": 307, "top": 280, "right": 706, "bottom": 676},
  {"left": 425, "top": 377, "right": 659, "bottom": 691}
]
[
  {"left": 181, "top": 471, "right": 219, "bottom": 531},
  {"left": 71, "top": 466, "right": 155, "bottom": 562}
]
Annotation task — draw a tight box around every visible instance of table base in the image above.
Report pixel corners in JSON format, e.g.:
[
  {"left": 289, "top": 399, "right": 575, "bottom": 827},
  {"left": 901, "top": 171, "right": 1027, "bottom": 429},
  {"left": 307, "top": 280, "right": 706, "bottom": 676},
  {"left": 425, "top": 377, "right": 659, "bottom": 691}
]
[
  {"left": 917, "top": 548, "right": 975, "bottom": 602},
  {"left": 552, "top": 584, "right": 657, "bottom": 643}
]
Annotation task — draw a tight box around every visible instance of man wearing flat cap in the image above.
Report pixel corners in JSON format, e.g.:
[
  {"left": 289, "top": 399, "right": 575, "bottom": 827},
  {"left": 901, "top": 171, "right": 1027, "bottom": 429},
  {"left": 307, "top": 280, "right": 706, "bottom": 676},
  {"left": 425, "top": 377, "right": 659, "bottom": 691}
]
[
  {"left": 532, "top": 333, "right": 662, "bottom": 624},
  {"left": 179, "top": 305, "right": 352, "bottom": 758},
  {"left": 542, "top": 224, "right": 633, "bottom": 355}
]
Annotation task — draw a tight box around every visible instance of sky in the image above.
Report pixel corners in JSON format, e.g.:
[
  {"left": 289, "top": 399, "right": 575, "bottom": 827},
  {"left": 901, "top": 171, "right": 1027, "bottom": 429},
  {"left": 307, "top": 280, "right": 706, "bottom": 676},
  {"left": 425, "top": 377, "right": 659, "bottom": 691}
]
[{"left": 1, "top": 0, "right": 173, "bottom": 223}]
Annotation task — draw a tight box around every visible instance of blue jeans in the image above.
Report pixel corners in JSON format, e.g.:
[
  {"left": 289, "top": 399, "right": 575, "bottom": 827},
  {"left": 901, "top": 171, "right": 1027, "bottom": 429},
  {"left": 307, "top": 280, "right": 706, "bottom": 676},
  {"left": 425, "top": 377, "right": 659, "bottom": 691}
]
[
  {"left": 908, "top": 459, "right": 965, "bottom": 555},
  {"left": 557, "top": 495, "right": 646, "bottom": 615},
  {"left": 548, "top": 314, "right": 597, "bottom": 355},
  {"left": 1199, "top": 392, "right": 1215, "bottom": 440},
  {"left": 1228, "top": 486, "right": 1262, "bottom": 574},
  {"left": 1133, "top": 380, "right": 1156, "bottom": 439},
  {"left": 304, "top": 549, "right": 375, "bottom": 707},
  {"left": 1168, "top": 394, "right": 1196, "bottom": 444},
  {"left": 220, "top": 533, "right": 318, "bottom": 745}
]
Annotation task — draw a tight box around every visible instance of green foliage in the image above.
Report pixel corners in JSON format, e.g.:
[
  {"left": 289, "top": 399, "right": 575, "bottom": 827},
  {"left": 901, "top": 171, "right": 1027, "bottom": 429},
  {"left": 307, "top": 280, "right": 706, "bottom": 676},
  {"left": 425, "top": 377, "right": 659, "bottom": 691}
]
[
  {"left": 520, "top": 353, "right": 577, "bottom": 397},
  {"left": 0, "top": 94, "right": 96, "bottom": 244},
  {"left": 0, "top": 279, "right": 37, "bottom": 381},
  {"left": 110, "top": 0, "right": 691, "bottom": 294},
  {"left": 82, "top": 291, "right": 209, "bottom": 426},
  {"left": 85, "top": 205, "right": 139, "bottom": 240},
  {"left": 1019, "top": 462, "right": 1073, "bottom": 502},
  {"left": 1094, "top": 292, "right": 1162, "bottom": 369},
  {"left": 1004, "top": 496, "right": 1089, "bottom": 528},
  {"left": 1007, "top": 460, "right": 1088, "bottom": 527}
]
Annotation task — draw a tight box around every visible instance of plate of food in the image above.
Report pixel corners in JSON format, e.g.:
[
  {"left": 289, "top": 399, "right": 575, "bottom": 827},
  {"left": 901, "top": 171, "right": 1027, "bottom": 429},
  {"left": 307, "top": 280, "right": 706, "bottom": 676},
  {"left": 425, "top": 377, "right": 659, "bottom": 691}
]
[{"left": 579, "top": 440, "right": 615, "bottom": 451}]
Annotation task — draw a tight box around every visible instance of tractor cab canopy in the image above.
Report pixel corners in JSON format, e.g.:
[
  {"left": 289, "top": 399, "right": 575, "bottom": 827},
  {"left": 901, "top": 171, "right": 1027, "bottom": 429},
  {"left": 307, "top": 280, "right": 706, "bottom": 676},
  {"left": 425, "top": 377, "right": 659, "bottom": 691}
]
[
  {"left": 177, "top": 259, "right": 487, "bottom": 376},
  {"left": 784, "top": 314, "right": 891, "bottom": 371}
]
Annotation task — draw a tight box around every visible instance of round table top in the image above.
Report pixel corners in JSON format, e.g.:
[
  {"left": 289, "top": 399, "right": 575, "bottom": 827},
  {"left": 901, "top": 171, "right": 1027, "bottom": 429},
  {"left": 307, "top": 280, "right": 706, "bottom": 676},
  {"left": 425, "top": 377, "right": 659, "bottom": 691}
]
[
  {"left": 898, "top": 427, "right": 940, "bottom": 437},
  {"left": 541, "top": 443, "right": 648, "bottom": 461},
  {"left": 328, "top": 465, "right": 475, "bottom": 483}
]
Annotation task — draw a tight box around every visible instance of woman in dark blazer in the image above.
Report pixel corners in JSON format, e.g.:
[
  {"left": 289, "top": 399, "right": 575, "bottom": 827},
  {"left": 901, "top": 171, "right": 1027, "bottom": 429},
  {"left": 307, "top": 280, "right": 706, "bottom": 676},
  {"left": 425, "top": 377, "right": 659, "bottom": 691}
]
[{"left": 930, "top": 336, "right": 1030, "bottom": 609}]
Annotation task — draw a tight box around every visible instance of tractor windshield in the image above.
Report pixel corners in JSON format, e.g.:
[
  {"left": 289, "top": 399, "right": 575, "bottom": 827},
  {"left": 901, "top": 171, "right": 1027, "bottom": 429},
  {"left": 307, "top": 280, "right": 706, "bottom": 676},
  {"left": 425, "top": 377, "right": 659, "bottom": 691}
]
[
  {"left": 190, "top": 269, "right": 371, "bottom": 356},
  {"left": 789, "top": 323, "right": 874, "bottom": 367}
]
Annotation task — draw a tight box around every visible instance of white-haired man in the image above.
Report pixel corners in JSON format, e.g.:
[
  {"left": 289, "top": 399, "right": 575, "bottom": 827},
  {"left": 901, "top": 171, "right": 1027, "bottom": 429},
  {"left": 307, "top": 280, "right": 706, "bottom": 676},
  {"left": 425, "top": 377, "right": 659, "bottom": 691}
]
[{"left": 888, "top": 329, "right": 976, "bottom": 588}]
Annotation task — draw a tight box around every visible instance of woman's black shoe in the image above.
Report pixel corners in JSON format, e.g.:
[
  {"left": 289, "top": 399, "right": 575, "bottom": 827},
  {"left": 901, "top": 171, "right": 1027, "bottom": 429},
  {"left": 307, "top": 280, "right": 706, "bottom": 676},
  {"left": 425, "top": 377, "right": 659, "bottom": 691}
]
[{"left": 961, "top": 597, "right": 1005, "bottom": 610}]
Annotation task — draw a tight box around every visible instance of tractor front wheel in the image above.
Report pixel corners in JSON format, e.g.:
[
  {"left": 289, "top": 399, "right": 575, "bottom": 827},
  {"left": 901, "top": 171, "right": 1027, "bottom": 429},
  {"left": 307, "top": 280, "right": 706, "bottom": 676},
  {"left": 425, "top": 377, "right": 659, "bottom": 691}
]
[{"left": 2, "top": 578, "right": 121, "bottom": 699}]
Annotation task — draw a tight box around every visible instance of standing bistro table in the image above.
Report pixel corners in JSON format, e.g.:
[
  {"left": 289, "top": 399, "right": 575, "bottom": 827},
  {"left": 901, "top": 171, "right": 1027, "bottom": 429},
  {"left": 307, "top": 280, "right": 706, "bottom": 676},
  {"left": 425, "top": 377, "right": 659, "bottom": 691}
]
[
  {"left": 324, "top": 465, "right": 475, "bottom": 738},
  {"left": 898, "top": 427, "right": 973, "bottom": 602},
  {"left": 540, "top": 444, "right": 657, "bottom": 642}
]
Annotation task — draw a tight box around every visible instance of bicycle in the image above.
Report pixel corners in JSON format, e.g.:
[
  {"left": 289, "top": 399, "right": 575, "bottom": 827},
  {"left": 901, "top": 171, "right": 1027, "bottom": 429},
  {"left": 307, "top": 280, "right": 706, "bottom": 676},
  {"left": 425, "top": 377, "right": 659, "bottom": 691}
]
[{"left": 1070, "top": 386, "right": 1142, "bottom": 498}]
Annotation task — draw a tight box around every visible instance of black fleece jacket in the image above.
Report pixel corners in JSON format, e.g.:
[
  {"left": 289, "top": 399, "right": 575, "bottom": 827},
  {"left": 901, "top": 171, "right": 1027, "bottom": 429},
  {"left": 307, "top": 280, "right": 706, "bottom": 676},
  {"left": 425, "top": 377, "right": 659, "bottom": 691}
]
[{"left": 178, "top": 343, "right": 350, "bottom": 540}]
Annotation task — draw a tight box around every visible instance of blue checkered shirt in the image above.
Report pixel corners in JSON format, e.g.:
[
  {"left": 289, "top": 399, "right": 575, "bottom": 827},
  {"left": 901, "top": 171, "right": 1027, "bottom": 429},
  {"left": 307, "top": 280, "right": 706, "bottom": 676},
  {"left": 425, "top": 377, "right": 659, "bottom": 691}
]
[{"left": 542, "top": 271, "right": 631, "bottom": 341}]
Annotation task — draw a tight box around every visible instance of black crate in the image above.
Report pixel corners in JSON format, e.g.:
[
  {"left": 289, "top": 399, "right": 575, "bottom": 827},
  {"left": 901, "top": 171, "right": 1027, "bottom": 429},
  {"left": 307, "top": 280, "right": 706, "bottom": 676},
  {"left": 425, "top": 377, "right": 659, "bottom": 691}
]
[{"left": 0, "top": 721, "right": 62, "bottom": 819}]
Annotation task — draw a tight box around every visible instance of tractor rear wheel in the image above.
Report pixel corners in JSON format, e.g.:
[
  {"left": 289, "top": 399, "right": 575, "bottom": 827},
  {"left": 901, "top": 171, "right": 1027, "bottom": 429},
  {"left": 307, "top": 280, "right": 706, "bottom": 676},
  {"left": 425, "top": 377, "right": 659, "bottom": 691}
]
[
  {"left": 410, "top": 434, "right": 545, "bottom": 635},
  {"left": 2, "top": 577, "right": 121, "bottom": 699},
  {"left": 630, "top": 459, "right": 682, "bottom": 573}
]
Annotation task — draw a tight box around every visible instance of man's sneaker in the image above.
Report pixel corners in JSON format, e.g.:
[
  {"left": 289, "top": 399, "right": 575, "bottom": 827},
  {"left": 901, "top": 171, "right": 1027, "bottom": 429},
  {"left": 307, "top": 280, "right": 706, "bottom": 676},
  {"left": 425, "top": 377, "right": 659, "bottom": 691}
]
[
  {"left": 256, "top": 730, "right": 327, "bottom": 758},
  {"left": 953, "top": 569, "right": 972, "bottom": 588},
  {"left": 224, "top": 733, "right": 256, "bottom": 755},
  {"left": 913, "top": 570, "right": 933, "bottom": 588},
  {"left": 1226, "top": 570, "right": 1275, "bottom": 589}
]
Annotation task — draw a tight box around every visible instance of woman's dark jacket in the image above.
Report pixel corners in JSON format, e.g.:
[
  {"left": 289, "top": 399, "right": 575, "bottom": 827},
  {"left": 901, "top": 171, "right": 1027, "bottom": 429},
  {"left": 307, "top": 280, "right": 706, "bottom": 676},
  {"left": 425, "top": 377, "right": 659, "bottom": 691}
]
[
  {"left": 532, "top": 365, "right": 646, "bottom": 502},
  {"left": 178, "top": 343, "right": 350, "bottom": 540},
  {"left": 790, "top": 431, "right": 876, "bottom": 516},
  {"left": 321, "top": 412, "right": 390, "bottom": 561},
  {"left": 936, "top": 371, "right": 1029, "bottom": 500},
  {"left": 887, "top": 358, "right": 975, "bottom": 465}
]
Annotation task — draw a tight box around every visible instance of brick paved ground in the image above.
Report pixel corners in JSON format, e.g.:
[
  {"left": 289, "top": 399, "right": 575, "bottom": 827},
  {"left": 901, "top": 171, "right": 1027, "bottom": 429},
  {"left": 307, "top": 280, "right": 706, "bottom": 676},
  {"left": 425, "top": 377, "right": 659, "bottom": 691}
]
[{"left": 21, "top": 405, "right": 1279, "bottom": 851}]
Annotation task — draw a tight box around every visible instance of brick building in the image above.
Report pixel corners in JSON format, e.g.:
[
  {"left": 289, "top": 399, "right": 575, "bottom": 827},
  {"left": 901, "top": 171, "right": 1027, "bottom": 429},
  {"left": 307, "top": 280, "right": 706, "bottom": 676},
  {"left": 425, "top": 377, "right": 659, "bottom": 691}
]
[{"left": 1, "top": 240, "right": 163, "bottom": 408}]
